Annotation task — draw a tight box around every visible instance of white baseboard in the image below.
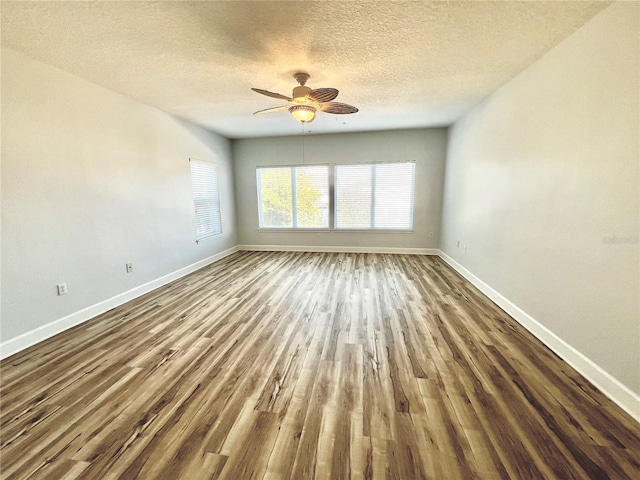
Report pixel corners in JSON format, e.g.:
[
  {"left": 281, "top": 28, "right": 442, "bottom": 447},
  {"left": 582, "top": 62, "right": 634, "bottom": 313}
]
[
  {"left": 438, "top": 250, "right": 640, "bottom": 423},
  {"left": 238, "top": 244, "right": 439, "bottom": 255},
  {"left": 0, "top": 246, "right": 240, "bottom": 360}
]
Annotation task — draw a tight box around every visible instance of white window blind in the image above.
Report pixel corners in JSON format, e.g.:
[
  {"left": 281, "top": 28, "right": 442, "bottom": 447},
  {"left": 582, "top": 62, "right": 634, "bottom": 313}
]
[
  {"left": 335, "top": 162, "right": 415, "bottom": 230},
  {"left": 257, "top": 165, "right": 329, "bottom": 229},
  {"left": 190, "top": 159, "right": 222, "bottom": 242}
]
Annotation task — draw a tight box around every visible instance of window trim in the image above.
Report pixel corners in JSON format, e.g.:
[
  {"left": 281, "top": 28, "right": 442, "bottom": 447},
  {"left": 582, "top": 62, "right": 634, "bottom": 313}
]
[{"left": 255, "top": 161, "right": 416, "bottom": 233}]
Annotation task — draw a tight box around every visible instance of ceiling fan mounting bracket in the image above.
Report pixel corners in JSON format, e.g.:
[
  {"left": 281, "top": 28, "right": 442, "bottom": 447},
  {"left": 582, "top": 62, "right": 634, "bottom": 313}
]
[{"left": 294, "top": 72, "right": 310, "bottom": 86}]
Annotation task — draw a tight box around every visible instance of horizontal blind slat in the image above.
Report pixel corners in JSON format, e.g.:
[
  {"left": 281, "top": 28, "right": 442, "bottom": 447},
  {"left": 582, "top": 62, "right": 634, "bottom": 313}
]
[
  {"left": 190, "top": 159, "right": 222, "bottom": 240},
  {"left": 335, "top": 162, "right": 414, "bottom": 230},
  {"left": 335, "top": 164, "right": 372, "bottom": 229}
]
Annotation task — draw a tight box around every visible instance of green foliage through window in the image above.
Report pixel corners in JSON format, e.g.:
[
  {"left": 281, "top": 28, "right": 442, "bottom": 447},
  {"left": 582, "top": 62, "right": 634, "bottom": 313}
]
[{"left": 257, "top": 166, "right": 329, "bottom": 228}]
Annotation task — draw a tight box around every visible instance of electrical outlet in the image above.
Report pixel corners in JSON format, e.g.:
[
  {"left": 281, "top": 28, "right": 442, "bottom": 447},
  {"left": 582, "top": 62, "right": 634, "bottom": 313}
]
[
  {"left": 126, "top": 263, "right": 133, "bottom": 273},
  {"left": 57, "top": 283, "right": 68, "bottom": 295}
]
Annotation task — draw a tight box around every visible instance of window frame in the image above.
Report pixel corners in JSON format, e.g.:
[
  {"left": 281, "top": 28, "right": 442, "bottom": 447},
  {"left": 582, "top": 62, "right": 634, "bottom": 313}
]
[
  {"left": 334, "top": 161, "right": 416, "bottom": 231},
  {"left": 256, "top": 164, "right": 330, "bottom": 230},
  {"left": 254, "top": 161, "right": 416, "bottom": 233},
  {"left": 190, "top": 158, "right": 222, "bottom": 243}
]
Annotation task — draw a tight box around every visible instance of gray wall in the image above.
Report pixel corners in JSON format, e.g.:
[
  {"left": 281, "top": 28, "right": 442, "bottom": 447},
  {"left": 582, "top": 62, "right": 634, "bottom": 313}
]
[
  {"left": 1, "top": 48, "right": 238, "bottom": 341},
  {"left": 232, "top": 129, "right": 447, "bottom": 250},
  {"left": 441, "top": 2, "right": 639, "bottom": 394}
]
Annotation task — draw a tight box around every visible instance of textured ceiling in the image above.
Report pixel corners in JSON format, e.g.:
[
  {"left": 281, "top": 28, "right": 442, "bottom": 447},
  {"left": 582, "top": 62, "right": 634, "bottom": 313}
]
[{"left": 1, "top": 1, "right": 610, "bottom": 138}]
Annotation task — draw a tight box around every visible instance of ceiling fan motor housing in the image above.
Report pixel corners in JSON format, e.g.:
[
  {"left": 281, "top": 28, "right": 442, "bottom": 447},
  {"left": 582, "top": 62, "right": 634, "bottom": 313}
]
[{"left": 292, "top": 85, "right": 312, "bottom": 101}]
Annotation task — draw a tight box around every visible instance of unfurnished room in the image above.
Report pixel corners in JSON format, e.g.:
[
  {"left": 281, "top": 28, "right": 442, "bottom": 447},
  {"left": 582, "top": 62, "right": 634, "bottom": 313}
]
[{"left": 1, "top": 1, "right": 639, "bottom": 479}]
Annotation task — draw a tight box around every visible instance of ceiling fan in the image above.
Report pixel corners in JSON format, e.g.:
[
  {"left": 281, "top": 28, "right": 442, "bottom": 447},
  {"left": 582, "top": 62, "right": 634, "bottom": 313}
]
[{"left": 252, "top": 73, "right": 358, "bottom": 124}]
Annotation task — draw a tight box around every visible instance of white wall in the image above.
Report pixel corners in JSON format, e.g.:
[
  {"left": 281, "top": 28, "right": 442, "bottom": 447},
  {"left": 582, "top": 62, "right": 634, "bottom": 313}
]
[
  {"left": 1, "top": 48, "right": 238, "bottom": 344},
  {"left": 233, "top": 129, "right": 446, "bottom": 250},
  {"left": 441, "top": 2, "right": 639, "bottom": 396}
]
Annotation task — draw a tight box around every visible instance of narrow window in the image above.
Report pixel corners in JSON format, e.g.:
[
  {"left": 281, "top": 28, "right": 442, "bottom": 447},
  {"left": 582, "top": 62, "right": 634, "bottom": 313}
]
[{"left": 190, "top": 159, "right": 222, "bottom": 242}]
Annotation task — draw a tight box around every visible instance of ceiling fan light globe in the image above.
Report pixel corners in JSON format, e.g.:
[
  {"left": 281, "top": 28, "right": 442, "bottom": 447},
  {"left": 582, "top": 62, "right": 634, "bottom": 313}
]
[{"left": 289, "top": 105, "right": 316, "bottom": 123}]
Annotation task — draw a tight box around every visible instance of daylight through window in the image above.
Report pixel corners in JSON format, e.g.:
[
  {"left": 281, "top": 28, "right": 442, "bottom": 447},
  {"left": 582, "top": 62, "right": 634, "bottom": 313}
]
[
  {"left": 335, "top": 162, "right": 415, "bottom": 230},
  {"left": 257, "top": 165, "right": 329, "bottom": 229}
]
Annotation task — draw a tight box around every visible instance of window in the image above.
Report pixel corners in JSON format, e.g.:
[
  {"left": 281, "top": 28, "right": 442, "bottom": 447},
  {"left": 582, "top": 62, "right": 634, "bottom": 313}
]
[
  {"left": 257, "top": 165, "right": 329, "bottom": 228},
  {"left": 335, "top": 162, "right": 415, "bottom": 230},
  {"left": 190, "top": 159, "right": 222, "bottom": 242}
]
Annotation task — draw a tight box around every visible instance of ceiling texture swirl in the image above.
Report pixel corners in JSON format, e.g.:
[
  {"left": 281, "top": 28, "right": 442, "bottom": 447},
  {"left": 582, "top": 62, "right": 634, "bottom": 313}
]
[{"left": 1, "top": 1, "right": 610, "bottom": 138}]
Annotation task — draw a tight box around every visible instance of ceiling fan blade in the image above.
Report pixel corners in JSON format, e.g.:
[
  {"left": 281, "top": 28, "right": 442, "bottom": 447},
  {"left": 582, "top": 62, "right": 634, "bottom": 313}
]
[
  {"left": 306, "top": 88, "right": 339, "bottom": 103},
  {"left": 251, "top": 88, "right": 292, "bottom": 101},
  {"left": 320, "top": 102, "right": 359, "bottom": 114},
  {"left": 253, "top": 106, "right": 289, "bottom": 115}
]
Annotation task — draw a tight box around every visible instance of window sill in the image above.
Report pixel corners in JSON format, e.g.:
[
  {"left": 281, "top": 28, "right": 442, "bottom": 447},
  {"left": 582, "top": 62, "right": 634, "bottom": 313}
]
[
  {"left": 257, "top": 228, "right": 414, "bottom": 234},
  {"left": 196, "top": 232, "right": 223, "bottom": 243},
  {"left": 258, "top": 228, "right": 330, "bottom": 233},
  {"left": 334, "top": 229, "right": 415, "bottom": 234}
]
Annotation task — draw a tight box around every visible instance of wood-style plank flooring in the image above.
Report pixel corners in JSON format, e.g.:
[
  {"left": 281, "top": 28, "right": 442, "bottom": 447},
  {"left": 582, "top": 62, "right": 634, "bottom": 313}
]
[{"left": 1, "top": 251, "right": 639, "bottom": 479}]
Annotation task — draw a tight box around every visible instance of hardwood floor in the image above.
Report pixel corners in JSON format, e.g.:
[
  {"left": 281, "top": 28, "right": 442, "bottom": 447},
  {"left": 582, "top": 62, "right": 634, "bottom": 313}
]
[{"left": 1, "top": 251, "right": 639, "bottom": 479}]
